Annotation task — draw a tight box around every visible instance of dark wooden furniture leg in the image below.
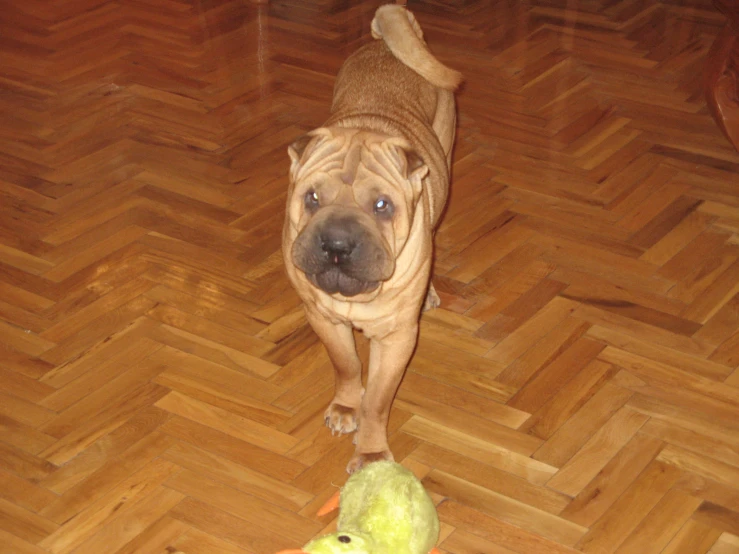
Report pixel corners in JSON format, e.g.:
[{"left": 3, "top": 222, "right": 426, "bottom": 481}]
[{"left": 706, "top": 1, "right": 739, "bottom": 151}]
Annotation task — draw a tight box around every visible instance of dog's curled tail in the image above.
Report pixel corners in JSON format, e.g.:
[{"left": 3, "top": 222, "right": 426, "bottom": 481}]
[{"left": 371, "top": 4, "right": 463, "bottom": 91}]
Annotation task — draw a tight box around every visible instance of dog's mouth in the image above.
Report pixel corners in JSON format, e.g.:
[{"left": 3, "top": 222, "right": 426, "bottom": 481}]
[{"left": 307, "top": 267, "right": 379, "bottom": 297}]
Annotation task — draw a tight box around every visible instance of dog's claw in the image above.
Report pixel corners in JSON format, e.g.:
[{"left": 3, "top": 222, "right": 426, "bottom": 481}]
[
  {"left": 423, "top": 283, "right": 441, "bottom": 312},
  {"left": 324, "top": 402, "right": 359, "bottom": 436}
]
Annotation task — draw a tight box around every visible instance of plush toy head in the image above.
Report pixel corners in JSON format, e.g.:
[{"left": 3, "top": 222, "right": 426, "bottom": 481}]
[{"left": 276, "top": 461, "right": 439, "bottom": 554}]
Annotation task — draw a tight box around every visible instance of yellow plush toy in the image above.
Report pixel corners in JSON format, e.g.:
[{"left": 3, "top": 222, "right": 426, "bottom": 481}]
[{"left": 276, "top": 461, "right": 441, "bottom": 554}]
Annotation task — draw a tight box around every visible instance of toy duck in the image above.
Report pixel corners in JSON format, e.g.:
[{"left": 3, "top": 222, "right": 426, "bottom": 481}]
[{"left": 276, "top": 461, "right": 442, "bottom": 554}]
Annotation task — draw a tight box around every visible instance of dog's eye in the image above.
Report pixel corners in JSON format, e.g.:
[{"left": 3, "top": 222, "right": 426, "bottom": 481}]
[
  {"left": 374, "top": 197, "right": 394, "bottom": 217},
  {"left": 305, "top": 190, "right": 319, "bottom": 210},
  {"left": 338, "top": 535, "right": 351, "bottom": 544}
]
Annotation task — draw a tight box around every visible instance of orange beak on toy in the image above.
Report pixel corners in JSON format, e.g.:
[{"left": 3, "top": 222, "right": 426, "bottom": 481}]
[{"left": 273, "top": 492, "right": 341, "bottom": 554}]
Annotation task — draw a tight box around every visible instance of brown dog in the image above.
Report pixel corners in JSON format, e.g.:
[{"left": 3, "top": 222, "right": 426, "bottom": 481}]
[{"left": 283, "top": 4, "right": 461, "bottom": 473}]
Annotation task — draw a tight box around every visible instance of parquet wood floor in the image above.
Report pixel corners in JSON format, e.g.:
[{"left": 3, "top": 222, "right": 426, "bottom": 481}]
[{"left": 0, "top": 0, "right": 738, "bottom": 553}]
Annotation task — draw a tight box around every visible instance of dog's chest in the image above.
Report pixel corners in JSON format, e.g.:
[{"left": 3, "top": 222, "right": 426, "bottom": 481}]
[{"left": 310, "top": 293, "right": 400, "bottom": 338}]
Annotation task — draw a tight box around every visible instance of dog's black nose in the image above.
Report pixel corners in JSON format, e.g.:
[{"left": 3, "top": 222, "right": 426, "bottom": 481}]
[
  {"left": 322, "top": 237, "right": 353, "bottom": 254},
  {"left": 322, "top": 240, "right": 354, "bottom": 265},
  {"left": 320, "top": 228, "right": 355, "bottom": 263}
]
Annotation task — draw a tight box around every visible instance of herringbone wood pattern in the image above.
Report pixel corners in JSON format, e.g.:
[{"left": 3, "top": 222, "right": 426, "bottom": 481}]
[{"left": 1, "top": 0, "right": 738, "bottom": 553}]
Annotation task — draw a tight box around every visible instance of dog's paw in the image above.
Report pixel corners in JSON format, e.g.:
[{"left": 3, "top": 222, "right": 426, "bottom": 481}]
[
  {"left": 346, "top": 449, "right": 394, "bottom": 474},
  {"left": 324, "top": 403, "right": 359, "bottom": 435},
  {"left": 423, "top": 283, "right": 441, "bottom": 312}
]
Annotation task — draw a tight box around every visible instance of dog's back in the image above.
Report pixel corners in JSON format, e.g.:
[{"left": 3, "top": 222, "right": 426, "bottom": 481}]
[
  {"left": 330, "top": 41, "right": 440, "bottom": 123},
  {"left": 330, "top": 5, "right": 460, "bottom": 123}
]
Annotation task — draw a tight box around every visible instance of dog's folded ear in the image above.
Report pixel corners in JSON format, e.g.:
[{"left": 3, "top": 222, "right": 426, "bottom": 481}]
[
  {"left": 287, "top": 134, "right": 315, "bottom": 164},
  {"left": 288, "top": 128, "right": 335, "bottom": 182},
  {"left": 383, "top": 138, "right": 429, "bottom": 196}
]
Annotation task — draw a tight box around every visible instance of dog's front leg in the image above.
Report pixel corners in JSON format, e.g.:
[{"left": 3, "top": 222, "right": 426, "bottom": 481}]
[
  {"left": 305, "top": 309, "right": 364, "bottom": 435},
  {"left": 346, "top": 325, "right": 418, "bottom": 473}
]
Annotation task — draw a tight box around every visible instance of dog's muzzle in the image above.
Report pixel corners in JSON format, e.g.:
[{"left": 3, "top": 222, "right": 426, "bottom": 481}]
[{"left": 292, "top": 211, "right": 394, "bottom": 297}]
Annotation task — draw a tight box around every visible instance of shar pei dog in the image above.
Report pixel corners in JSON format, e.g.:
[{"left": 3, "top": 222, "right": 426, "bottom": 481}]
[{"left": 283, "top": 4, "right": 461, "bottom": 473}]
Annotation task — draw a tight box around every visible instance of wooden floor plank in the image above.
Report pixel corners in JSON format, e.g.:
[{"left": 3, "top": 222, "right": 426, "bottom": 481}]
[{"left": 1, "top": 0, "right": 737, "bottom": 552}]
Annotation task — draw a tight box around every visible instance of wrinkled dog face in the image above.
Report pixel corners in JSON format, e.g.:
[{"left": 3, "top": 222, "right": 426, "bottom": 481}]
[{"left": 287, "top": 128, "right": 428, "bottom": 298}]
